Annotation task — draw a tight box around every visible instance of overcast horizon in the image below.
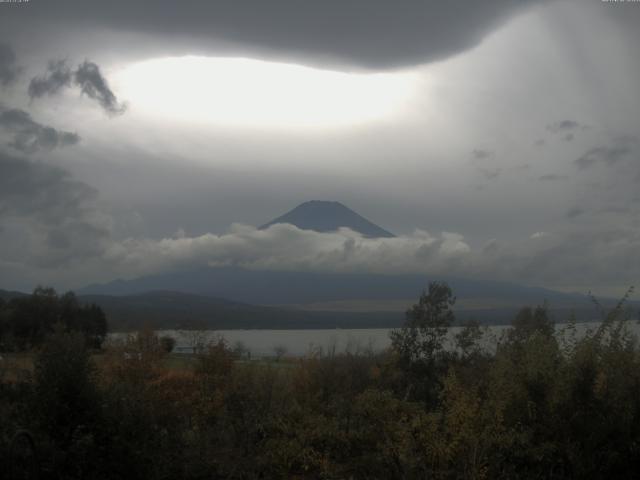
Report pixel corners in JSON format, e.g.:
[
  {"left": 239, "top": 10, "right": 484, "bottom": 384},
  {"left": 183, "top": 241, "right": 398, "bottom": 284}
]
[{"left": 1, "top": 0, "right": 640, "bottom": 297}]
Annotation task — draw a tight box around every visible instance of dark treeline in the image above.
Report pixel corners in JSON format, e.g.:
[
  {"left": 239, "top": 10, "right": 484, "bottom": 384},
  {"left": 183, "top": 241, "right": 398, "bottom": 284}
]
[
  {"left": 1, "top": 282, "right": 640, "bottom": 479},
  {"left": 0, "top": 287, "right": 108, "bottom": 351}
]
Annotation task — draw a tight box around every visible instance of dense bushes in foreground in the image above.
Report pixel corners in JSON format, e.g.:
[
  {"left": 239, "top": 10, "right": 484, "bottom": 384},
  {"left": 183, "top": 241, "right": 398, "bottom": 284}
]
[{"left": 1, "top": 283, "right": 639, "bottom": 479}]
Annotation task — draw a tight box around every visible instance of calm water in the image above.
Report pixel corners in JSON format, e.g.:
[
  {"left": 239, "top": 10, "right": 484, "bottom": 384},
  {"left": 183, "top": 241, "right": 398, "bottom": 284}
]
[{"left": 109, "top": 321, "right": 640, "bottom": 358}]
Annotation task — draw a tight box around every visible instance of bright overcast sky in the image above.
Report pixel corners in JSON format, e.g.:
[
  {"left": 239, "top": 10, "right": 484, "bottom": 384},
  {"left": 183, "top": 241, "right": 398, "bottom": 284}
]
[{"left": 0, "top": 0, "right": 639, "bottom": 296}]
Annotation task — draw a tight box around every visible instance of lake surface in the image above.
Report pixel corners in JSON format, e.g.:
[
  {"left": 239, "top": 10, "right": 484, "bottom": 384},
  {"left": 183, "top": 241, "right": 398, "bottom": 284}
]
[{"left": 110, "top": 321, "right": 640, "bottom": 357}]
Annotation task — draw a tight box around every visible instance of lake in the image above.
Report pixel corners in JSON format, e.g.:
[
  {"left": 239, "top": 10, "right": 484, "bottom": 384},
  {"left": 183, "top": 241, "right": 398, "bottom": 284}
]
[{"left": 110, "top": 320, "right": 639, "bottom": 357}]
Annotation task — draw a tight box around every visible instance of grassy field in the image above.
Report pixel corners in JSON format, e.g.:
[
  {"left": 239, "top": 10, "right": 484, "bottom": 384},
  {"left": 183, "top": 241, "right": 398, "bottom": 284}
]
[{"left": 0, "top": 351, "right": 297, "bottom": 383}]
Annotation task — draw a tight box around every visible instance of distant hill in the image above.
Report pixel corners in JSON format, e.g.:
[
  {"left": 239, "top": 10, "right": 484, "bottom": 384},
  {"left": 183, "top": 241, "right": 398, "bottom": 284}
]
[
  {"left": 260, "top": 200, "right": 395, "bottom": 238},
  {"left": 1, "top": 288, "right": 403, "bottom": 331},
  {"left": 71, "top": 291, "right": 404, "bottom": 331},
  {"left": 6, "top": 284, "right": 631, "bottom": 331},
  {"left": 0, "top": 289, "right": 28, "bottom": 301},
  {"left": 77, "top": 290, "right": 603, "bottom": 331},
  {"left": 80, "top": 266, "right": 585, "bottom": 306},
  {"left": 75, "top": 266, "right": 620, "bottom": 327}
]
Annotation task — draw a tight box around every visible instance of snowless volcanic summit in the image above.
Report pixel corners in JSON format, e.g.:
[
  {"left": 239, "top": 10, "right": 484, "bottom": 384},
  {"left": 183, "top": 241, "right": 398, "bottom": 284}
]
[{"left": 260, "top": 200, "right": 395, "bottom": 238}]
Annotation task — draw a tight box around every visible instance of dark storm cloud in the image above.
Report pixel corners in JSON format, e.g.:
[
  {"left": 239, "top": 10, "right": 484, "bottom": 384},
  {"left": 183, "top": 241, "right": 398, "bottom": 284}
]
[
  {"left": 472, "top": 149, "right": 493, "bottom": 160},
  {"left": 496, "top": 227, "right": 640, "bottom": 291},
  {"left": 546, "top": 120, "right": 581, "bottom": 133},
  {"left": 37, "top": 219, "right": 110, "bottom": 268},
  {"left": 539, "top": 174, "right": 567, "bottom": 181},
  {"left": 0, "top": 152, "right": 110, "bottom": 266},
  {"left": 0, "top": 44, "right": 20, "bottom": 87},
  {"left": 575, "top": 136, "right": 637, "bottom": 170},
  {"left": 478, "top": 167, "right": 502, "bottom": 180},
  {"left": 0, "top": 107, "right": 80, "bottom": 153},
  {"left": 74, "top": 61, "right": 126, "bottom": 115},
  {"left": 601, "top": 205, "right": 630, "bottom": 215},
  {"left": 546, "top": 120, "right": 588, "bottom": 142},
  {"left": 470, "top": 149, "right": 501, "bottom": 180},
  {"left": 28, "top": 59, "right": 72, "bottom": 99},
  {"left": 0, "top": 152, "right": 95, "bottom": 221},
  {"left": 566, "top": 207, "right": 585, "bottom": 219},
  {"left": 0, "top": 0, "right": 546, "bottom": 69},
  {"left": 28, "top": 59, "right": 126, "bottom": 115}
]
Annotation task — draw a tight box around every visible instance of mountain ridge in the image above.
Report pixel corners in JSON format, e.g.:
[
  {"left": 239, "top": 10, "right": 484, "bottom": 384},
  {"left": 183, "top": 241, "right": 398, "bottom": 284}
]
[
  {"left": 3, "top": 287, "right": 619, "bottom": 331},
  {"left": 79, "top": 266, "right": 591, "bottom": 307}
]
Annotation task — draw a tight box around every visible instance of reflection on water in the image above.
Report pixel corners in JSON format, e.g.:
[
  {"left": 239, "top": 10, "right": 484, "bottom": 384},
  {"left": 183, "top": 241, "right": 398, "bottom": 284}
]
[{"left": 109, "top": 321, "right": 640, "bottom": 358}]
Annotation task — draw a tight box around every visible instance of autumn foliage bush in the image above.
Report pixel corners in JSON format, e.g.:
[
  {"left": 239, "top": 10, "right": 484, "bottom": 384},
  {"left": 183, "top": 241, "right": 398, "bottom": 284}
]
[{"left": 1, "top": 283, "right": 639, "bottom": 479}]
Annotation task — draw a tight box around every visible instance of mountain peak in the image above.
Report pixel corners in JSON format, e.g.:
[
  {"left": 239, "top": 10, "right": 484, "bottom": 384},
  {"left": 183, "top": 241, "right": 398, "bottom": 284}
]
[{"left": 260, "top": 200, "right": 395, "bottom": 238}]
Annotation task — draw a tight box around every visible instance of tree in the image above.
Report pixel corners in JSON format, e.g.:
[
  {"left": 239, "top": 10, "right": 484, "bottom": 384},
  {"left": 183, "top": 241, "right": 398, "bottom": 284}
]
[
  {"left": 390, "top": 281, "right": 456, "bottom": 404},
  {"left": 273, "top": 345, "right": 288, "bottom": 362},
  {"left": 32, "top": 331, "right": 101, "bottom": 446},
  {"left": 160, "top": 335, "right": 176, "bottom": 353},
  {"left": 0, "top": 297, "right": 7, "bottom": 349},
  {"left": 8, "top": 286, "right": 59, "bottom": 349},
  {"left": 455, "top": 319, "right": 486, "bottom": 360},
  {"left": 232, "top": 340, "right": 248, "bottom": 359},
  {"left": 509, "top": 304, "right": 554, "bottom": 343},
  {"left": 391, "top": 281, "right": 456, "bottom": 362},
  {"left": 3, "top": 288, "right": 108, "bottom": 350}
]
